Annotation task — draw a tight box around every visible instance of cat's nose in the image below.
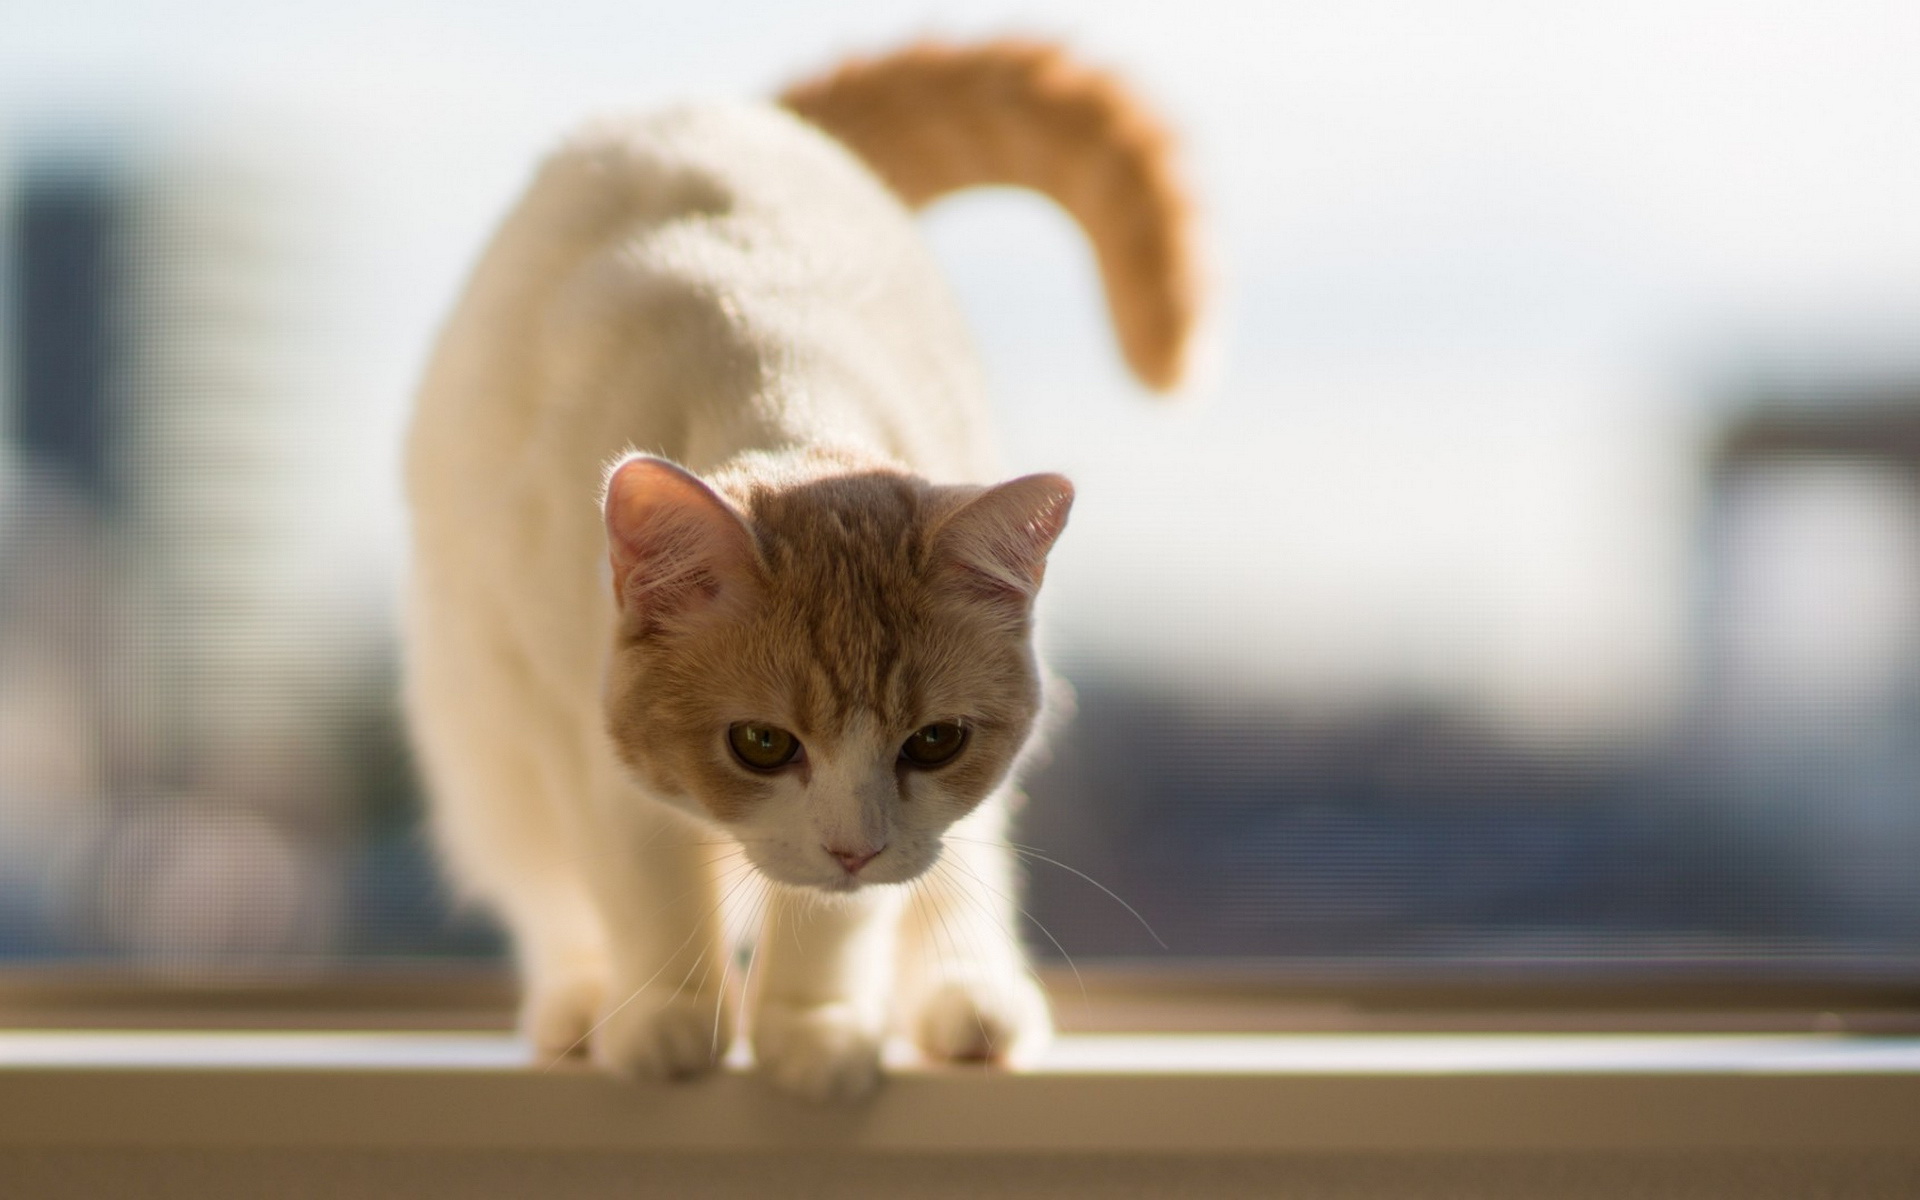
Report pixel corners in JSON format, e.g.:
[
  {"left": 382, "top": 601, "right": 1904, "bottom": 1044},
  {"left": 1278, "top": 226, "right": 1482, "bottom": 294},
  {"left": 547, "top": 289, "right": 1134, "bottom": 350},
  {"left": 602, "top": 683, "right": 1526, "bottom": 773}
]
[{"left": 826, "top": 844, "right": 884, "bottom": 875}]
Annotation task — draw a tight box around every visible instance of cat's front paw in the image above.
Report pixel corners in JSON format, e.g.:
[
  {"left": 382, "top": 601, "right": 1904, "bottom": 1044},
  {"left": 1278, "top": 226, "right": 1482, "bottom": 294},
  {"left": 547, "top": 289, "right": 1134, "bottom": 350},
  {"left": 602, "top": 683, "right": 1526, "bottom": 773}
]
[
  {"left": 752, "top": 1000, "right": 884, "bottom": 1101},
  {"left": 522, "top": 972, "right": 608, "bottom": 1061},
  {"left": 590, "top": 989, "right": 731, "bottom": 1081},
  {"left": 913, "top": 973, "right": 1051, "bottom": 1065}
]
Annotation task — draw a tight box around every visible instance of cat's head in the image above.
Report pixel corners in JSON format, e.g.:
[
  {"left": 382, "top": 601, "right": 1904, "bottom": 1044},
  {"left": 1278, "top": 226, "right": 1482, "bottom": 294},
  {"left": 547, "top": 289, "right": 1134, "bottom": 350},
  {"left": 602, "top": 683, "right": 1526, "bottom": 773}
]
[{"left": 600, "top": 451, "right": 1071, "bottom": 893}]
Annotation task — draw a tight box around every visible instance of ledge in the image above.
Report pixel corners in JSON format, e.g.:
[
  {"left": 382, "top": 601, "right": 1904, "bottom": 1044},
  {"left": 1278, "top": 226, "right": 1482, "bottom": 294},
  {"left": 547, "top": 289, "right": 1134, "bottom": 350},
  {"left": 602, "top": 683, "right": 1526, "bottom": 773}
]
[{"left": 3, "top": 1031, "right": 1919, "bottom": 1155}]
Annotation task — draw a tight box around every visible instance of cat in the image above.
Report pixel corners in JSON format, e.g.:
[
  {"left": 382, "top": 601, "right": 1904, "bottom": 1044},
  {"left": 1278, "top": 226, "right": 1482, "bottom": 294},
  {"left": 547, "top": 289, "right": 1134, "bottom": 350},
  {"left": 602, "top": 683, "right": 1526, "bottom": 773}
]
[{"left": 403, "top": 40, "right": 1201, "bottom": 1100}]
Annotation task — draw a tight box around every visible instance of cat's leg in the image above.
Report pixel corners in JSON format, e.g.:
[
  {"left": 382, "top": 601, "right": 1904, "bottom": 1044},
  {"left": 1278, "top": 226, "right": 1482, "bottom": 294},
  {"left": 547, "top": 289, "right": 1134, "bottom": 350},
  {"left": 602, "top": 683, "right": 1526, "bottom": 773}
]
[
  {"left": 897, "top": 798, "right": 1053, "bottom": 1065},
  {"left": 431, "top": 771, "right": 613, "bottom": 1058},
  {"left": 405, "top": 662, "right": 614, "bottom": 1060},
  {"left": 580, "top": 799, "right": 743, "bottom": 1080},
  {"left": 749, "top": 886, "right": 904, "bottom": 1100},
  {"left": 492, "top": 874, "right": 611, "bottom": 1061},
  {"left": 422, "top": 761, "right": 614, "bottom": 1059}
]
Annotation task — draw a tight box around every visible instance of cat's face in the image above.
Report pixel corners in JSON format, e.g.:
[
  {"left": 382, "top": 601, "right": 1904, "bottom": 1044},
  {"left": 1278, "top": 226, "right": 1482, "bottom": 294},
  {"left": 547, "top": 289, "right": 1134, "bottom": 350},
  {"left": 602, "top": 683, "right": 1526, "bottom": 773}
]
[{"left": 601, "top": 454, "right": 1071, "bottom": 892}]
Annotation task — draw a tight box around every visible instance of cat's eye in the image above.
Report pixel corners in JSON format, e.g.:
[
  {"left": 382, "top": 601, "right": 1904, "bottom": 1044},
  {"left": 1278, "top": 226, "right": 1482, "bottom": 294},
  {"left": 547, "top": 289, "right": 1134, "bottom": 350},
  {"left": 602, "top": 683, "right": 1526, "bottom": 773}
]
[
  {"left": 728, "top": 723, "right": 801, "bottom": 771},
  {"left": 900, "top": 722, "right": 968, "bottom": 768}
]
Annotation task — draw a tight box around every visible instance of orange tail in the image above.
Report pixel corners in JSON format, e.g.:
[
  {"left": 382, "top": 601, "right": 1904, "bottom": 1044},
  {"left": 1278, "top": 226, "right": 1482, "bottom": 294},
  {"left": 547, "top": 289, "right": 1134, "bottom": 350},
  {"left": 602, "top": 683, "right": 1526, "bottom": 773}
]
[{"left": 781, "top": 40, "right": 1204, "bottom": 393}]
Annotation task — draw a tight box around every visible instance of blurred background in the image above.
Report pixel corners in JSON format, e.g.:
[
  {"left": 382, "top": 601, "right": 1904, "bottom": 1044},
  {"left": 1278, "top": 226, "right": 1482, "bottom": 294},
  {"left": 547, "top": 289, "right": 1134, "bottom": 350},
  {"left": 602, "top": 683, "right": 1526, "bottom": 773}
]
[{"left": 3, "top": 0, "right": 1918, "bottom": 995}]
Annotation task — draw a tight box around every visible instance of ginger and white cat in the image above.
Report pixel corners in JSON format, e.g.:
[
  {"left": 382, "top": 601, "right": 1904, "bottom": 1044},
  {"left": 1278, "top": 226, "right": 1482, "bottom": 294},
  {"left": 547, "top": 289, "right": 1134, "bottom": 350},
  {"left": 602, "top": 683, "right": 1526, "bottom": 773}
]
[{"left": 403, "top": 42, "right": 1199, "bottom": 1100}]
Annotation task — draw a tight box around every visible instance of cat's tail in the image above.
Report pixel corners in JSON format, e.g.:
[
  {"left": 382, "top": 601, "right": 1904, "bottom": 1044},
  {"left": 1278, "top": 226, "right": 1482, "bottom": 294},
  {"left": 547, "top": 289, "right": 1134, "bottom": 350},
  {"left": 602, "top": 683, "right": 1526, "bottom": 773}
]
[{"left": 781, "top": 40, "right": 1204, "bottom": 393}]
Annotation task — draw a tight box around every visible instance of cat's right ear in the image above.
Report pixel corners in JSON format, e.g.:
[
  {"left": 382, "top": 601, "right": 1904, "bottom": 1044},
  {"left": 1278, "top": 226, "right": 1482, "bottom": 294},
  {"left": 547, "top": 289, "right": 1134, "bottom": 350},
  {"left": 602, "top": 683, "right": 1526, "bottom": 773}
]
[
  {"left": 602, "top": 455, "right": 758, "bottom": 631},
  {"left": 932, "top": 472, "right": 1075, "bottom": 611}
]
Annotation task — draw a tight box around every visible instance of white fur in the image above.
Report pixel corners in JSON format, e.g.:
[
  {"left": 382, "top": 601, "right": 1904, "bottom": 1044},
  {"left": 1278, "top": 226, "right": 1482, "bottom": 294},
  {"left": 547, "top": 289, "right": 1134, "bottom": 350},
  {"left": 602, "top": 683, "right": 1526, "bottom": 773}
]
[{"left": 404, "top": 104, "right": 1048, "bottom": 1098}]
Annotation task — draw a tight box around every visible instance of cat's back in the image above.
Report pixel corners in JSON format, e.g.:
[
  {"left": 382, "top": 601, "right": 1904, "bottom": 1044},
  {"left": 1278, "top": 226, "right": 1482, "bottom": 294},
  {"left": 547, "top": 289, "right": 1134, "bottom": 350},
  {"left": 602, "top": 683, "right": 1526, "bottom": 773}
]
[{"left": 410, "top": 101, "right": 990, "bottom": 515}]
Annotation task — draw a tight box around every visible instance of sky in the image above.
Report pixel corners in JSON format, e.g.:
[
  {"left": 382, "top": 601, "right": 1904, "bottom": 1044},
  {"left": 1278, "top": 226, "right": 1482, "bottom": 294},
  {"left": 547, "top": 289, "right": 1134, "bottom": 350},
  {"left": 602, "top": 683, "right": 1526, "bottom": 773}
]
[{"left": 6, "top": 0, "right": 1920, "bottom": 734}]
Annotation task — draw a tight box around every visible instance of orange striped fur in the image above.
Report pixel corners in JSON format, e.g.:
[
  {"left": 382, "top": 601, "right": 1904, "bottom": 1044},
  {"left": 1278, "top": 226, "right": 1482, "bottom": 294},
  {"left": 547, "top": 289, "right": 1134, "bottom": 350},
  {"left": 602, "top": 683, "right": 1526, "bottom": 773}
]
[{"left": 781, "top": 40, "right": 1203, "bottom": 392}]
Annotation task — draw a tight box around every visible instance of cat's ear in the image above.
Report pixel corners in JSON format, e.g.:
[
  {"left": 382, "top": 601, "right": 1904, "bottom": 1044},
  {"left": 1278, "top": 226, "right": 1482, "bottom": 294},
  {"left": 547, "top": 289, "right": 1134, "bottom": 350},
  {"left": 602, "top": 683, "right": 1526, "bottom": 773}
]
[
  {"left": 933, "top": 473, "right": 1075, "bottom": 608},
  {"left": 603, "top": 455, "right": 757, "bottom": 629}
]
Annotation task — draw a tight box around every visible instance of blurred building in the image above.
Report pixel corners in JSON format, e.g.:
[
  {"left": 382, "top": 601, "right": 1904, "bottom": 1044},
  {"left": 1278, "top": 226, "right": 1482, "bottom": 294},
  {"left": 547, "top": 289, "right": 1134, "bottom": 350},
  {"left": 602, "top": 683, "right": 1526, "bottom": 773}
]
[
  {"left": 1696, "top": 389, "right": 1920, "bottom": 728},
  {"left": 1016, "top": 380, "right": 1920, "bottom": 972},
  {"left": 0, "top": 136, "right": 359, "bottom": 972}
]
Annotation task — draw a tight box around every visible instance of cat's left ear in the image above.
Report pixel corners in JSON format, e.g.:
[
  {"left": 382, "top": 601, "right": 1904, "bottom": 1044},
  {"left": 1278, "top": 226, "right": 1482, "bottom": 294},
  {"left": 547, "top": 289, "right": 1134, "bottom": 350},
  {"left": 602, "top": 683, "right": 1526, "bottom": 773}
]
[
  {"left": 603, "top": 455, "right": 758, "bottom": 630},
  {"left": 933, "top": 473, "right": 1075, "bottom": 607}
]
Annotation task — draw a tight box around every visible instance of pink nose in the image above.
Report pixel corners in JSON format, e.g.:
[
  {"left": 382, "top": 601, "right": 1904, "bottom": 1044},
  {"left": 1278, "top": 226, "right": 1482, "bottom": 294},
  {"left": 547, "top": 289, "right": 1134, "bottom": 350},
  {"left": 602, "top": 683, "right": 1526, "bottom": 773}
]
[{"left": 827, "top": 845, "right": 883, "bottom": 875}]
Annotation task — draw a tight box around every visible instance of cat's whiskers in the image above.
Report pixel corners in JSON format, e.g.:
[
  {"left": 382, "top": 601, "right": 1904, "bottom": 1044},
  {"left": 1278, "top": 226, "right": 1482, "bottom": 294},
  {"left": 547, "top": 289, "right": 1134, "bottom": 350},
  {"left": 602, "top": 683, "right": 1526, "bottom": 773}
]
[
  {"left": 933, "top": 857, "right": 1044, "bottom": 1006},
  {"left": 783, "top": 883, "right": 803, "bottom": 954},
  {"left": 916, "top": 861, "right": 998, "bottom": 1058},
  {"left": 736, "top": 885, "right": 769, "bottom": 1023},
  {"left": 904, "top": 878, "right": 944, "bottom": 1005},
  {"left": 681, "top": 906, "right": 730, "bottom": 1011},
  {"left": 716, "top": 877, "right": 774, "bottom": 1060},
  {"left": 544, "top": 859, "right": 764, "bottom": 1068},
  {"left": 938, "top": 849, "right": 1088, "bottom": 1008},
  {"left": 665, "top": 944, "right": 716, "bottom": 1016},
  {"left": 937, "top": 856, "right": 1064, "bottom": 1035},
  {"left": 926, "top": 861, "right": 1003, "bottom": 1061},
  {"left": 649, "top": 861, "right": 767, "bottom": 1048},
  {"left": 664, "top": 856, "right": 768, "bottom": 1044},
  {"left": 944, "top": 834, "right": 1166, "bottom": 950},
  {"left": 652, "top": 850, "right": 759, "bottom": 920},
  {"left": 917, "top": 873, "right": 957, "bottom": 989}
]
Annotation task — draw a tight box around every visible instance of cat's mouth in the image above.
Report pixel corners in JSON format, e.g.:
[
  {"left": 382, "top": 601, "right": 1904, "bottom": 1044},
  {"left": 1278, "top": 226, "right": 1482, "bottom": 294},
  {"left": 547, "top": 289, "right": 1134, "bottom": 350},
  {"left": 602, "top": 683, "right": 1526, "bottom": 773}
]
[{"left": 742, "top": 843, "right": 931, "bottom": 893}]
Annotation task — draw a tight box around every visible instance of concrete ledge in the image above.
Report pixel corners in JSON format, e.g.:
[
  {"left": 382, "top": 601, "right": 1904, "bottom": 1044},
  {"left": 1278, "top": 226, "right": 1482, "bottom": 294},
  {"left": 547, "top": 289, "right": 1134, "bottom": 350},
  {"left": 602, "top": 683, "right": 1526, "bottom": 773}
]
[{"left": 2, "top": 1032, "right": 1917, "bottom": 1155}]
